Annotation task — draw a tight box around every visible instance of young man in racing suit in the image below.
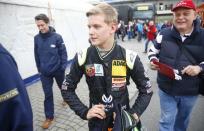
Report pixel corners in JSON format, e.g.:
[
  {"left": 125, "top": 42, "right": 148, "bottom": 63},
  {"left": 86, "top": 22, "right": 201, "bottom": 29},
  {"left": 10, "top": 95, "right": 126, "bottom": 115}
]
[{"left": 61, "top": 3, "right": 153, "bottom": 130}]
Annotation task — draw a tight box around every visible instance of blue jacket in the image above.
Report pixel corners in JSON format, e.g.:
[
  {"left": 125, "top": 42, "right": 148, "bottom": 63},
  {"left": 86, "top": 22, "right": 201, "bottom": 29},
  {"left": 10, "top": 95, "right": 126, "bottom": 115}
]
[
  {"left": 0, "top": 44, "right": 33, "bottom": 131},
  {"left": 148, "top": 19, "right": 204, "bottom": 96},
  {"left": 34, "top": 27, "right": 68, "bottom": 76}
]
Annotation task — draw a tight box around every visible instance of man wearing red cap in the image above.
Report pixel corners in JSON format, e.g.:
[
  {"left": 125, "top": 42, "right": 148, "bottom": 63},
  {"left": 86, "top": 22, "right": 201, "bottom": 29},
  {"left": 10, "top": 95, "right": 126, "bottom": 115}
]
[{"left": 148, "top": 0, "right": 204, "bottom": 131}]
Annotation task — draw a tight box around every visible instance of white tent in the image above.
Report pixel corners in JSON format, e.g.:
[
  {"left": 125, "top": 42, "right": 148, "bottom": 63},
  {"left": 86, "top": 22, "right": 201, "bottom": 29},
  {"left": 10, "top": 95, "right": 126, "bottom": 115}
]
[{"left": 0, "top": 0, "right": 92, "bottom": 80}]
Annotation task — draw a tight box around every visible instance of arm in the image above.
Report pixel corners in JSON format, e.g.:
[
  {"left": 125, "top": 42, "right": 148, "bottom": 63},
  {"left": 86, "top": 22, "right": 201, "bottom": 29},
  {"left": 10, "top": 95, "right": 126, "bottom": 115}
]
[
  {"left": 34, "top": 37, "right": 40, "bottom": 73},
  {"left": 148, "top": 33, "right": 162, "bottom": 70},
  {"left": 0, "top": 51, "right": 33, "bottom": 131},
  {"left": 128, "top": 55, "right": 153, "bottom": 118},
  {"left": 57, "top": 35, "right": 68, "bottom": 71},
  {"left": 61, "top": 54, "right": 89, "bottom": 120}
]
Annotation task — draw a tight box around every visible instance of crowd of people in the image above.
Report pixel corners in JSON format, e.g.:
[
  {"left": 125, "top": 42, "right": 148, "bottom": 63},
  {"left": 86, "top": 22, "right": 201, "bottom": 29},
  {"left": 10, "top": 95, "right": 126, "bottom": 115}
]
[
  {"left": 1, "top": 0, "right": 204, "bottom": 131},
  {"left": 116, "top": 18, "right": 172, "bottom": 53}
]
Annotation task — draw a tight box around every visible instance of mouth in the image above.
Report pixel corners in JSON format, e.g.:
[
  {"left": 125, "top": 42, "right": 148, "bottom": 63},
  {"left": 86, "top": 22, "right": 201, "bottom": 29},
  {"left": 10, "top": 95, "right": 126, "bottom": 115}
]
[
  {"left": 90, "top": 38, "right": 97, "bottom": 41},
  {"left": 177, "top": 21, "right": 186, "bottom": 24},
  {"left": 40, "top": 30, "right": 46, "bottom": 33}
]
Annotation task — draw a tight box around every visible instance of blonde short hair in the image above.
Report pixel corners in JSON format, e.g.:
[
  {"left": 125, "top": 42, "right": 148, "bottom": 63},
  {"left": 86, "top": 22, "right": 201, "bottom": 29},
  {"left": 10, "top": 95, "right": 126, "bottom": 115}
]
[{"left": 86, "top": 3, "right": 118, "bottom": 24}]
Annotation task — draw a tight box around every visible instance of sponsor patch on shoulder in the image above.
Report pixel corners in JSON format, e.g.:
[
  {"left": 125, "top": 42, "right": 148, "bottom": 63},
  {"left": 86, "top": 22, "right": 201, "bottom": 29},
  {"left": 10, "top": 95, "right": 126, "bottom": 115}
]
[{"left": 0, "top": 88, "right": 19, "bottom": 103}]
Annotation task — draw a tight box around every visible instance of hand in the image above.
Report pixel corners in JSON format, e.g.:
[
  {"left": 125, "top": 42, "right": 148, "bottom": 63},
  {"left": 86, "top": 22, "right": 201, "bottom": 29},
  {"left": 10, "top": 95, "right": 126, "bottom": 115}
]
[
  {"left": 132, "top": 113, "right": 139, "bottom": 123},
  {"left": 86, "top": 104, "right": 106, "bottom": 120},
  {"left": 181, "top": 65, "right": 202, "bottom": 76},
  {"left": 150, "top": 61, "right": 159, "bottom": 70},
  {"left": 113, "top": 112, "right": 116, "bottom": 121}
]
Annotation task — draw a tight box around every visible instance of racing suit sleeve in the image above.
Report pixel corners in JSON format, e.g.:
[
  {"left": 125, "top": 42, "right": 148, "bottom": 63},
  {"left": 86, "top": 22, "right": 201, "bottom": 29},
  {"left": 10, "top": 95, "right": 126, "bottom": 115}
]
[
  {"left": 128, "top": 55, "right": 153, "bottom": 117},
  {"left": 56, "top": 35, "right": 68, "bottom": 71},
  {"left": 61, "top": 54, "right": 89, "bottom": 120}
]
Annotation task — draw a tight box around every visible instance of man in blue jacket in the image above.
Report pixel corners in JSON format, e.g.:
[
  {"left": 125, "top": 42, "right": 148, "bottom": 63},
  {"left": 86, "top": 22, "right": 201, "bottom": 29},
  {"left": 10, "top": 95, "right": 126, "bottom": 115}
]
[
  {"left": 0, "top": 43, "right": 33, "bottom": 131},
  {"left": 148, "top": 0, "right": 204, "bottom": 131},
  {"left": 34, "top": 14, "right": 68, "bottom": 129}
]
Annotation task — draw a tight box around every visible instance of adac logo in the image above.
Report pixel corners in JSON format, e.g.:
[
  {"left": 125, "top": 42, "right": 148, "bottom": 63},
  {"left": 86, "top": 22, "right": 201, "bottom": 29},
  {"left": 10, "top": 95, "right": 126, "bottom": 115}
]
[
  {"left": 112, "top": 60, "right": 126, "bottom": 66},
  {"left": 112, "top": 60, "right": 126, "bottom": 76},
  {"left": 85, "top": 65, "right": 95, "bottom": 77}
]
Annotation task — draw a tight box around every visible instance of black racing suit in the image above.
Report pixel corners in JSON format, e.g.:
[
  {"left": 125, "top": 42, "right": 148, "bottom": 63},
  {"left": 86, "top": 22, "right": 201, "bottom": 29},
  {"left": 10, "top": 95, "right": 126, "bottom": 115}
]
[{"left": 61, "top": 43, "right": 152, "bottom": 130}]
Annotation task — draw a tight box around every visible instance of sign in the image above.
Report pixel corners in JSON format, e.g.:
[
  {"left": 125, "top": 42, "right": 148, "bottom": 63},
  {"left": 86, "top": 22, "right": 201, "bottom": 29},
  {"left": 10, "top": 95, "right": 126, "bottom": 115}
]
[{"left": 137, "top": 6, "right": 149, "bottom": 10}]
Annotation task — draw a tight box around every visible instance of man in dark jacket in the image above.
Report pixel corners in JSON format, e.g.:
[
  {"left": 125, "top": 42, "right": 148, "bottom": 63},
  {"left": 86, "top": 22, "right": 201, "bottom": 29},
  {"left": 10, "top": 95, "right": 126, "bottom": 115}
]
[
  {"left": 61, "top": 3, "right": 152, "bottom": 131},
  {"left": 148, "top": 0, "right": 204, "bottom": 131},
  {"left": 34, "top": 14, "right": 68, "bottom": 129},
  {"left": 0, "top": 43, "right": 33, "bottom": 131}
]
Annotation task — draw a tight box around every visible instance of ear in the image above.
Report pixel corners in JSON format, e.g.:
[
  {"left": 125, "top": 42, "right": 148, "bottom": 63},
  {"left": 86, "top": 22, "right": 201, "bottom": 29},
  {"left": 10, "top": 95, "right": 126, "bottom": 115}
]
[
  {"left": 193, "top": 11, "right": 197, "bottom": 20},
  {"left": 110, "top": 22, "right": 117, "bottom": 34}
]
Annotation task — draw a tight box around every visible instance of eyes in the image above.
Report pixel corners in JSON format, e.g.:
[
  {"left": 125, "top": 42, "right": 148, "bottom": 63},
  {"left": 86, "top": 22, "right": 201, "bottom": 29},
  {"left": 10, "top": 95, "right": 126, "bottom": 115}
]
[
  {"left": 174, "top": 10, "right": 193, "bottom": 18},
  {"left": 37, "top": 24, "right": 46, "bottom": 28},
  {"left": 88, "top": 24, "right": 101, "bottom": 30}
]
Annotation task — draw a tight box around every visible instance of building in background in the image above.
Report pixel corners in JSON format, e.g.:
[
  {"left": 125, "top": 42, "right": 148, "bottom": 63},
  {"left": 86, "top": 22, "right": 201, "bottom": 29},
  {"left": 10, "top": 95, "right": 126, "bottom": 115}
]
[
  {"left": 132, "top": 3, "right": 156, "bottom": 21},
  {"left": 99, "top": 0, "right": 203, "bottom": 23}
]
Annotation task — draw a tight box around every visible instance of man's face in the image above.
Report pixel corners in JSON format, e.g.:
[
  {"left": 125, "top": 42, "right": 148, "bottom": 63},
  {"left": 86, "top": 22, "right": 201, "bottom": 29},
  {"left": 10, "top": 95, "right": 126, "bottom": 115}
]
[
  {"left": 87, "top": 14, "right": 116, "bottom": 47},
  {"left": 35, "top": 20, "right": 49, "bottom": 33},
  {"left": 173, "top": 8, "right": 196, "bottom": 33},
  {"left": 149, "top": 21, "right": 154, "bottom": 26}
]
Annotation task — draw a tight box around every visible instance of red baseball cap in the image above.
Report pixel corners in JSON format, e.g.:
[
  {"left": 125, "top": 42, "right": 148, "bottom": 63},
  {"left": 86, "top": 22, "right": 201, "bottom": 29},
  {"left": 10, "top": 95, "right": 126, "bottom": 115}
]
[{"left": 172, "top": 0, "right": 196, "bottom": 11}]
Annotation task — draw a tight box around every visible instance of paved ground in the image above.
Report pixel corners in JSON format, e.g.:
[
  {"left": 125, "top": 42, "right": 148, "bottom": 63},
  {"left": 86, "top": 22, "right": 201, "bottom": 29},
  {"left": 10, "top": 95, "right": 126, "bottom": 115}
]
[{"left": 27, "top": 37, "right": 204, "bottom": 131}]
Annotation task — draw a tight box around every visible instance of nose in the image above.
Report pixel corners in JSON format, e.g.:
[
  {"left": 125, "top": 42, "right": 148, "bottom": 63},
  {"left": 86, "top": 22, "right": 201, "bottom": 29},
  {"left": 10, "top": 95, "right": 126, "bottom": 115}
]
[
  {"left": 177, "top": 14, "right": 184, "bottom": 19},
  {"left": 89, "top": 27, "right": 94, "bottom": 36},
  {"left": 39, "top": 26, "right": 43, "bottom": 30},
  {"left": 38, "top": 25, "right": 43, "bottom": 31}
]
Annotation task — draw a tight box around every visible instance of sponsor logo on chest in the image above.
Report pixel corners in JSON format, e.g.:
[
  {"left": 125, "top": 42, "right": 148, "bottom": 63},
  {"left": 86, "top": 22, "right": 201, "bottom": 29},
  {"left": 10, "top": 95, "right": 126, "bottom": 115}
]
[
  {"left": 85, "top": 64, "right": 104, "bottom": 77},
  {"left": 112, "top": 60, "right": 126, "bottom": 76}
]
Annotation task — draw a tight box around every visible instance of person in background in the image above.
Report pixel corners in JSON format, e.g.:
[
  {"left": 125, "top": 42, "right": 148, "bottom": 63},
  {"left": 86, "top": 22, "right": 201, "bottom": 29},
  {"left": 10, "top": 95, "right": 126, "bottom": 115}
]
[
  {"left": 148, "top": 0, "right": 204, "bottom": 131},
  {"left": 156, "top": 22, "right": 162, "bottom": 33},
  {"left": 132, "top": 19, "right": 137, "bottom": 38},
  {"left": 34, "top": 13, "right": 68, "bottom": 129},
  {"left": 61, "top": 3, "right": 152, "bottom": 131},
  {"left": 127, "top": 21, "right": 133, "bottom": 40},
  {"left": 136, "top": 20, "right": 144, "bottom": 42},
  {"left": 119, "top": 20, "right": 126, "bottom": 41},
  {"left": 143, "top": 22, "right": 148, "bottom": 40},
  {"left": 116, "top": 21, "right": 121, "bottom": 39},
  {"left": 143, "top": 20, "right": 157, "bottom": 53},
  {"left": 0, "top": 43, "right": 33, "bottom": 131},
  {"left": 161, "top": 20, "right": 171, "bottom": 30}
]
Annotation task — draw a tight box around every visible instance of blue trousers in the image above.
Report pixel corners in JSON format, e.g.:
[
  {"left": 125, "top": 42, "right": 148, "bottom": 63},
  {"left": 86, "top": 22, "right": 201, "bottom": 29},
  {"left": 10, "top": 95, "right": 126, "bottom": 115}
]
[
  {"left": 127, "top": 31, "right": 132, "bottom": 40},
  {"left": 40, "top": 69, "right": 65, "bottom": 119},
  {"left": 158, "top": 89, "right": 198, "bottom": 131},
  {"left": 144, "top": 39, "right": 156, "bottom": 52}
]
